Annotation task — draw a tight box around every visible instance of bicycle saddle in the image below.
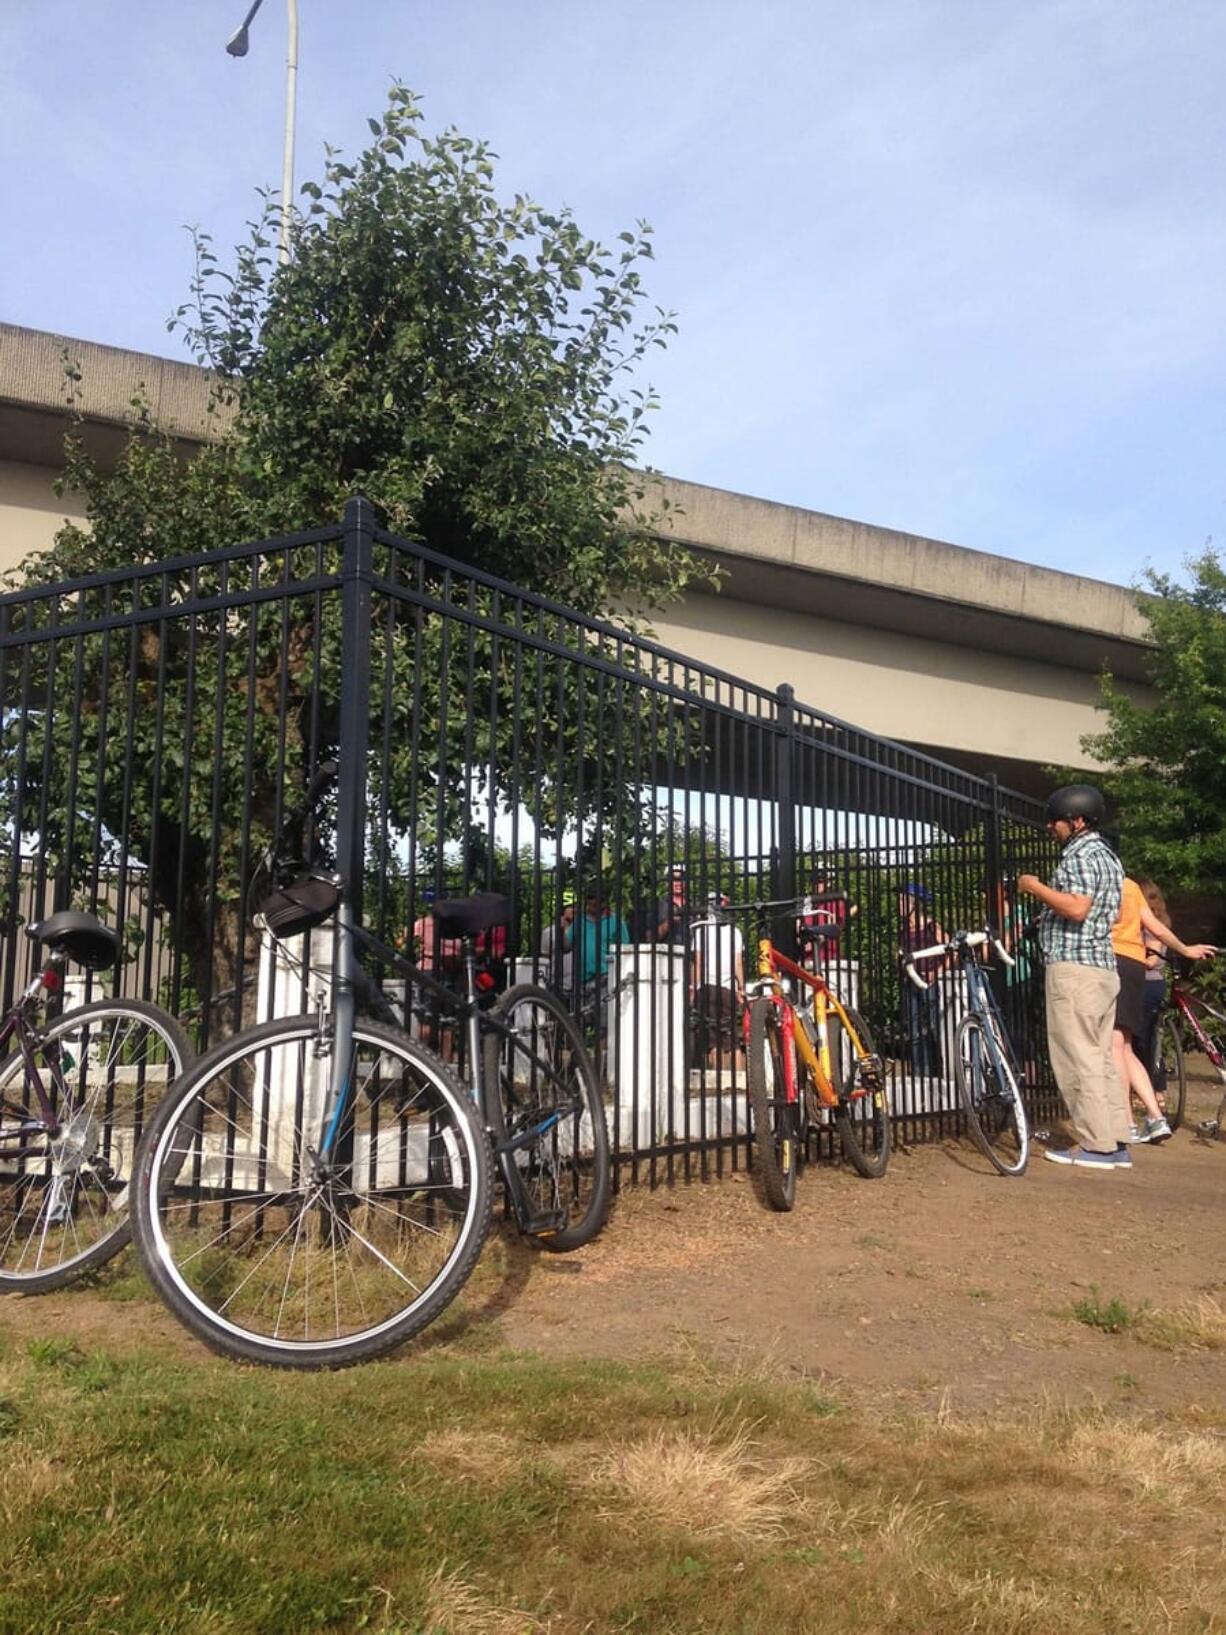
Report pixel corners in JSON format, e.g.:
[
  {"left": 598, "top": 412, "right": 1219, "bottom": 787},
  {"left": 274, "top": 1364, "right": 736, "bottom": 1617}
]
[
  {"left": 432, "top": 892, "right": 511, "bottom": 937},
  {"left": 797, "top": 924, "right": 839, "bottom": 945},
  {"left": 26, "top": 911, "right": 119, "bottom": 970}
]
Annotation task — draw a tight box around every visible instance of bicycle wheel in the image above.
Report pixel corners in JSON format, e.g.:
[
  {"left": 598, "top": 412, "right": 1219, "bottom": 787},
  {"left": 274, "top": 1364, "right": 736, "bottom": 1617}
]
[
  {"left": 829, "top": 1006, "right": 891, "bottom": 1178},
  {"left": 1151, "top": 1011, "right": 1186, "bottom": 1131},
  {"left": 747, "top": 998, "right": 799, "bottom": 1211},
  {"left": 0, "top": 999, "right": 192, "bottom": 1292},
  {"left": 954, "top": 1014, "right": 1029, "bottom": 1176},
  {"left": 483, "top": 984, "right": 611, "bottom": 1251},
  {"left": 132, "top": 1015, "right": 492, "bottom": 1368}
]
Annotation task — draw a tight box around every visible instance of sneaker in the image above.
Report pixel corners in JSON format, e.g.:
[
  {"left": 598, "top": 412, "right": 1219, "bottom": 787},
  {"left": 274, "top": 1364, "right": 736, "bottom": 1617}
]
[
  {"left": 1142, "top": 1115, "right": 1173, "bottom": 1144},
  {"left": 1127, "top": 1123, "right": 1145, "bottom": 1144},
  {"left": 1042, "top": 1145, "right": 1122, "bottom": 1170},
  {"left": 1113, "top": 1144, "right": 1133, "bottom": 1170},
  {"left": 1044, "top": 1145, "right": 1123, "bottom": 1169}
]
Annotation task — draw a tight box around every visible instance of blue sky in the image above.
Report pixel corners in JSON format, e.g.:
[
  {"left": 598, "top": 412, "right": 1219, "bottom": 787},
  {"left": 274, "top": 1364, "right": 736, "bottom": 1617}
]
[{"left": 2, "top": 1, "right": 1222, "bottom": 586}]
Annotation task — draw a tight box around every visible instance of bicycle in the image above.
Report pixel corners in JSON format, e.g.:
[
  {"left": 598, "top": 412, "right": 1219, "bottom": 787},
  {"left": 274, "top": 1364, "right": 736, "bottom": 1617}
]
[
  {"left": 131, "top": 765, "right": 610, "bottom": 1369},
  {"left": 903, "top": 928, "right": 1028, "bottom": 1176},
  {"left": 0, "top": 911, "right": 192, "bottom": 1291},
  {"left": 1149, "top": 955, "right": 1226, "bottom": 1137},
  {"left": 743, "top": 896, "right": 888, "bottom": 1211}
]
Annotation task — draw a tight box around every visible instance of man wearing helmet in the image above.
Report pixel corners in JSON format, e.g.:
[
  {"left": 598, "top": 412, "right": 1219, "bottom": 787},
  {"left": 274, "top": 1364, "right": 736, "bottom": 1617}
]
[{"left": 1018, "top": 785, "right": 1128, "bottom": 1170}]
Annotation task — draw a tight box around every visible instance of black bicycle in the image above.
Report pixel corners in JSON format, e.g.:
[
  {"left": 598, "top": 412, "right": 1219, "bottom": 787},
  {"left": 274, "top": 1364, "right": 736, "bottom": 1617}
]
[
  {"left": 0, "top": 912, "right": 192, "bottom": 1290},
  {"left": 131, "top": 765, "right": 610, "bottom": 1368},
  {"left": 904, "top": 928, "right": 1029, "bottom": 1176}
]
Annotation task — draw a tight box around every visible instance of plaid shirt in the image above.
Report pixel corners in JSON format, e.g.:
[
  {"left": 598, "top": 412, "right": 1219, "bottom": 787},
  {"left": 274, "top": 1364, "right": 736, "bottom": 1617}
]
[{"left": 1038, "top": 831, "right": 1123, "bottom": 970}]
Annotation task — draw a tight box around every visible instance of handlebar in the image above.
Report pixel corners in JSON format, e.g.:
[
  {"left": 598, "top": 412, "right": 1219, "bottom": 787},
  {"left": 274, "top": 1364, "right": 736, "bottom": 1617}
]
[{"left": 903, "top": 928, "right": 1015, "bottom": 991}]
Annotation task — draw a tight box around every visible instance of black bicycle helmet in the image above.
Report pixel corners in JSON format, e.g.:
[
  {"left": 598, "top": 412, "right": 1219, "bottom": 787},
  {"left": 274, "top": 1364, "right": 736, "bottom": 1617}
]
[{"left": 1045, "top": 783, "right": 1107, "bottom": 826}]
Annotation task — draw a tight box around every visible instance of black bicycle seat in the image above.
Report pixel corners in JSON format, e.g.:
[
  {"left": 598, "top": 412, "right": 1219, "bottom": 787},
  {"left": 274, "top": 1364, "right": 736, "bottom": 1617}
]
[
  {"left": 432, "top": 892, "right": 512, "bottom": 938},
  {"left": 26, "top": 911, "right": 119, "bottom": 970},
  {"left": 798, "top": 924, "right": 839, "bottom": 946}
]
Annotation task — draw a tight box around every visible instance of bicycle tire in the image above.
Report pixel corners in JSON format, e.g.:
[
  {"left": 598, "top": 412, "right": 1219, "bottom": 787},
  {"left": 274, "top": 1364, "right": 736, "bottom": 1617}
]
[
  {"left": 483, "top": 984, "right": 611, "bottom": 1251},
  {"left": 1151, "top": 1010, "right": 1186, "bottom": 1132},
  {"left": 132, "top": 1014, "right": 492, "bottom": 1369},
  {"left": 954, "top": 1013, "right": 1029, "bottom": 1176},
  {"left": 829, "top": 1006, "right": 891, "bottom": 1179},
  {"left": 0, "top": 998, "right": 192, "bottom": 1293},
  {"left": 747, "top": 998, "right": 799, "bottom": 1211}
]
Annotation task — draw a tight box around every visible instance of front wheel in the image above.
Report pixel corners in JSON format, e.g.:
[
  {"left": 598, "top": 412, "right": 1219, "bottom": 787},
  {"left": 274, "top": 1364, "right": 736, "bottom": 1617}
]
[
  {"left": 0, "top": 999, "right": 192, "bottom": 1293},
  {"left": 1150, "top": 1010, "right": 1186, "bottom": 1132},
  {"left": 954, "top": 1014, "right": 1029, "bottom": 1176},
  {"left": 747, "top": 998, "right": 800, "bottom": 1211},
  {"left": 830, "top": 1007, "right": 891, "bottom": 1178},
  {"left": 483, "top": 985, "right": 610, "bottom": 1251},
  {"left": 132, "top": 1015, "right": 492, "bottom": 1369}
]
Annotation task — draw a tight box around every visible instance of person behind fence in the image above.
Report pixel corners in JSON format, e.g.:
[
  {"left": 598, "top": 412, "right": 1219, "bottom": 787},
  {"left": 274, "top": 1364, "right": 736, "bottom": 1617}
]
[
  {"left": 1018, "top": 784, "right": 1126, "bottom": 1170},
  {"left": 539, "top": 888, "right": 576, "bottom": 996},
  {"left": 567, "top": 888, "right": 629, "bottom": 1004},
  {"left": 654, "top": 862, "right": 689, "bottom": 945},
  {"left": 799, "top": 867, "right": 858, "bottom": 971},
  {"left": 691, "top": 892, "right": 745, "bottom": 1069},
  {"left": 898, "top": 882, "right": 946, "bottom": 1077}
]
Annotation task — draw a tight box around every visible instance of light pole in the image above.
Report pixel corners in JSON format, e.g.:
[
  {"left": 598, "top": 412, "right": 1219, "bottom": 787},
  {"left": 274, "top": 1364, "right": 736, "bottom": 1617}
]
[{"left": 226, "top": 0, "right": 299, "bottom": 265}]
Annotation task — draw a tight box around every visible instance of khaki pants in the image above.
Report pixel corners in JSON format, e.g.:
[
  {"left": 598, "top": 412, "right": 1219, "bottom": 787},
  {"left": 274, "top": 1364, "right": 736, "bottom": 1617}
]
[{"left": 1045, "top": 962, "right": 1125, "bottom": 1153}]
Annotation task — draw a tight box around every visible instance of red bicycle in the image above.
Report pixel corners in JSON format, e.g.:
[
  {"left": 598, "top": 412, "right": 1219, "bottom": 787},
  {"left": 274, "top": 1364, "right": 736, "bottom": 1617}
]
[{"left": 1150, "top": 956, "right": 1226, "bottom": 1135}]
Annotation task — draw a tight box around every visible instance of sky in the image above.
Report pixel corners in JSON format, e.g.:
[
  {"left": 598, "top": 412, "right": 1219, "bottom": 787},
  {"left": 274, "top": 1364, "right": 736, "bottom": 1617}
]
[{"left": 1, "top": 1, "right": 1223, "bottom": 588}]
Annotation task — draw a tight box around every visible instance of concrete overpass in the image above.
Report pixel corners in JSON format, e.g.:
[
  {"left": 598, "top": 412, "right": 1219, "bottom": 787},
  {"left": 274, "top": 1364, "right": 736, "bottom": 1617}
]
[{"left": 0, "top": 322, "right": 1150, "bottom": 796}]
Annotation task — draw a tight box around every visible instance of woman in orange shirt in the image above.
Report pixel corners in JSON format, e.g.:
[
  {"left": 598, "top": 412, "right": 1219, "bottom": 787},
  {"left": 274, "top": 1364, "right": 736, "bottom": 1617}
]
[{"left": 1112, "top": 876, "right": 1215, "bottom": 1143}]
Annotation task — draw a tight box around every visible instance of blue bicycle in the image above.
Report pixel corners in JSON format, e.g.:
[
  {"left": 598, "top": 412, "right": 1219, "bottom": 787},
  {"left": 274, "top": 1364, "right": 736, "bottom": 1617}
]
[{"left": 904, "top": 929, "right": 1029, "bottom": 1176}]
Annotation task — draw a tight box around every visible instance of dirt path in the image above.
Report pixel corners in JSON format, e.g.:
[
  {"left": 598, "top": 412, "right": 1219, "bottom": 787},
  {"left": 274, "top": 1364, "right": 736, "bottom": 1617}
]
[
  {"left": 4, "top": 1082, "right": 1225, "bottom": 1412},
  {"left": 490, "top": 1093, "right": 1226, "bottom": 1411}
]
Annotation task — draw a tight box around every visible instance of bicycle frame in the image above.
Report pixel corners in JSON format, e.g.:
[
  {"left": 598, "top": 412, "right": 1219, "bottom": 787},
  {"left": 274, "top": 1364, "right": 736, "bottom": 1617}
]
[
  {"left": 0, "top": 958, "right": 73, "bottom": 1155},
  {"left": 299, "top": 895, "right": 576, "bottom": 1229},
  {"left": 1169, "top": 981, "right": 1226, "bottom": 1082},
  {"left": 744, "top": 935, "right": 863, "bottom": 1111}
]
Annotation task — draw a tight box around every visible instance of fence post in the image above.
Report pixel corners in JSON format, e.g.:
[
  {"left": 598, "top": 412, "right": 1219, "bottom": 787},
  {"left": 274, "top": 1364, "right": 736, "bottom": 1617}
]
[
  {"left": 336, "top": 496, "right": 376, "bottom": 923},
  {"left": 984, "top": 772, "right": 1006, "bottom": 1007},
  {"left": 774, "top": 683, "right": 798, "bottom": 959}
]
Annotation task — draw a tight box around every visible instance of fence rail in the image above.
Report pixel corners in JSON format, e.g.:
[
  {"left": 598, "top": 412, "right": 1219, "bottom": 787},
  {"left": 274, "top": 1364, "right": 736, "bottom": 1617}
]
[{"left": 0, "top": 497, "right": 1059, "bottom": 1186}]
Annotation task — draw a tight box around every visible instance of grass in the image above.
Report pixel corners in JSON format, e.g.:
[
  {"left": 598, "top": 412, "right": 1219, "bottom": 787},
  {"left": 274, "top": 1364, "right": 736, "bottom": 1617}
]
[
  {"left": 0, "top": 1310, "right": 1225, "bottom": 1634},
  {"left": 1071, "top": 1288, "right": 1226, "bottom": 1351},
  {"left": 1070, "top": 1287, "right": 1148, "bottom": 1335}
]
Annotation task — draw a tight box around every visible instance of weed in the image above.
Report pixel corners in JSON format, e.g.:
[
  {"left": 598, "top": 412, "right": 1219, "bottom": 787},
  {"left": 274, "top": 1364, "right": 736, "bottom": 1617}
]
[{"left": 1070, "top": 1288, "right": 1147, "bottom": 1334}]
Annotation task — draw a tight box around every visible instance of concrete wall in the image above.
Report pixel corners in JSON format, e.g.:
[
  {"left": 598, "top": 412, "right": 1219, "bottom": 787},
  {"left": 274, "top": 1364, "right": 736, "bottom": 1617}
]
[
  {"left": 0, "top": 459, "right": 85, "bottom": 576},
  {"left": 651, "top": 591, "right": 1119, "bottom": 772}
]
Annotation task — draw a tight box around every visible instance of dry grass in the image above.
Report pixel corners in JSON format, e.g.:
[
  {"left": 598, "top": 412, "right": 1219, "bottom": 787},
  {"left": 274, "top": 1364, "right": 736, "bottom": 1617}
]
[
  {"left": 591, "top": 1419, "right": 805, "bottom": 1544},
  {"left": 413, "top": 1426, "right": 523, "bottom": 1484},
  {"left": 0, "top": 1449, "right": 69, "bottom": 1527},
  {"left": 1066, "top": 1417, "right": 1226, "bottom": 1500},
  {"left": 422, "top": 1566, "right": 549, "bottom": 1635},
  {"left": 1139, "top": 1294, "right": 1226, "bottom": 1352}
]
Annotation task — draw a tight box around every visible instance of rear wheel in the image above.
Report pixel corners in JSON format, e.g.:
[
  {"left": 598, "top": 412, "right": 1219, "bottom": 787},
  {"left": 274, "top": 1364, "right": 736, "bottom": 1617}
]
[
  {"left": 483, "top": 985, "right": 610, "bottom": 1251},
  {"left": 747, "top": 998, "right": 800, "bottom": 1211},
  {"left": 1150, "top": 1011, "right": 1186, "bottom": 1131},
  {"left": 0, "top": 999, "right": 192, "bottom": 1292},
  {"left": 954, "top": 1014, "right": 1029, "bottom": 1176},
  {"left": 132, "top": 1015, "right": 492, "bottom": 1369},
  {"left": 830, "top": 1007, "right": 890, "bottom": 1178}
]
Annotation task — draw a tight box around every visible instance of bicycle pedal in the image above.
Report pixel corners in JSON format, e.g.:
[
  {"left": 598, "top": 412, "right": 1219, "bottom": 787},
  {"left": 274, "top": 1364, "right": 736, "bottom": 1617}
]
[{"left": 520, "top": 1210, "right": 568, "bottom": 1237}]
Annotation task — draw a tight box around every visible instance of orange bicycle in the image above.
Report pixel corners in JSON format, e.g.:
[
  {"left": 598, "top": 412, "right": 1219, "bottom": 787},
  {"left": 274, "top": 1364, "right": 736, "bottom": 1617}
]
[{"left": 742, "top": 897, "right": 889, "bottom": 1210}]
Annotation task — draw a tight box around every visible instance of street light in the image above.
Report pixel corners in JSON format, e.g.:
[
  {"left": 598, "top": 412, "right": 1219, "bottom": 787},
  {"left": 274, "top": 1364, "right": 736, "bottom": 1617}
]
[{"left": 225, "top": 0, "right": 299, "bottom": 264}]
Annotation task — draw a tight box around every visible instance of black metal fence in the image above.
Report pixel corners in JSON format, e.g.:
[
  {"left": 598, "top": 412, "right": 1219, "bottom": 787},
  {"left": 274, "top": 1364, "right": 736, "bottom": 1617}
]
[{"left": 0, "top": 497, "right": 1059, "bottom": 1183}]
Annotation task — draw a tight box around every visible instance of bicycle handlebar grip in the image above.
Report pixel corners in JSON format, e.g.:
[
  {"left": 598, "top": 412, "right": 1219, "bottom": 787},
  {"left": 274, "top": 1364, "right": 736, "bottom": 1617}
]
[
  {"left": 906, "top": 941, "right": 948, "bottom": 964},
  {"left": 306, "top": 759, "right": 339, "bottom": 810},
  {"left": 904, "top": 961, "right": 930, "bottom": 991},
  {"left": 993, "top": 937, "right": 1016, "bottom": 967}
]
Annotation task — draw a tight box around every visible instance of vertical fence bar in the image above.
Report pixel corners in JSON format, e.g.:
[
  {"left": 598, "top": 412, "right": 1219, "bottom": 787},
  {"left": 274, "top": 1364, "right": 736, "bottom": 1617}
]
[{"left": 773, "top": 683, "right": 797, "bottom": 960}]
